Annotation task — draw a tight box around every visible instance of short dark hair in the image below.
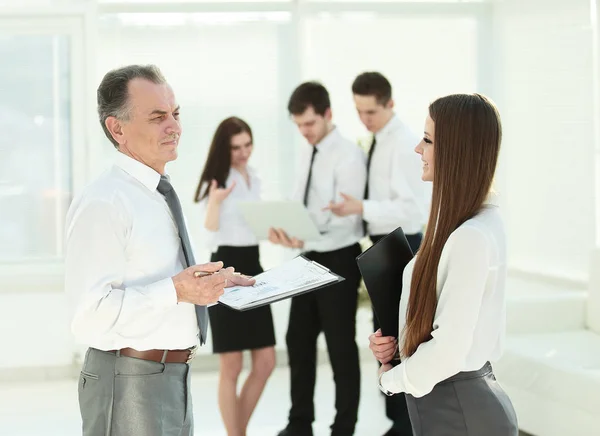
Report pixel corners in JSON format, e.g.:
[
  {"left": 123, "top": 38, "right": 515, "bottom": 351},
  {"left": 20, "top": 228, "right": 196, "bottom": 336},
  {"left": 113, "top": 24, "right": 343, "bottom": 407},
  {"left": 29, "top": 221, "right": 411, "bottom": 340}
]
[
  {"left": 97, "top": 64, "right": 167, "bottom": 149},
  {"left": 351, "top": 72, "right": 392, "bottom": 106},
  {"left": 287, "top": 81, "right": 331, "bottom": 116}
]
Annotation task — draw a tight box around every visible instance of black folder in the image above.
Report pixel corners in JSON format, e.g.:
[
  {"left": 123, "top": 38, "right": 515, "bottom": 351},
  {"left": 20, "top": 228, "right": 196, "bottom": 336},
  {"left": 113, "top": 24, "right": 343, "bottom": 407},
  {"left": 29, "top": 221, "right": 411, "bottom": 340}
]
[{"left": 356, "top": 227, "right": 415, "bottom": 338}]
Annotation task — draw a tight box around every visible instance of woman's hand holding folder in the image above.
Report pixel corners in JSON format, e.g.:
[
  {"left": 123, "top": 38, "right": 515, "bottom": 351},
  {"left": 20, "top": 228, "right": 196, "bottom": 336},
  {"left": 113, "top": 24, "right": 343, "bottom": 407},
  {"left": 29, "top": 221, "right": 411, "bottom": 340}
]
[{"left": 369, "top": 328, "right": 398, "bottom": 364}]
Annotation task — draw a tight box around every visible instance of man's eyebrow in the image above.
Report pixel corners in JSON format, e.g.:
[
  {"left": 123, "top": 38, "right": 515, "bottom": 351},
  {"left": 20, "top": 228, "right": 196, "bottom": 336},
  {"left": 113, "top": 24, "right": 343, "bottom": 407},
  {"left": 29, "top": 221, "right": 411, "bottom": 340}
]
[
  {"left": 149, "top": 109, "right": 167, "bottom": 117},
  {"left": 149, "top": 106, "right": 180, "bottom": 116}
]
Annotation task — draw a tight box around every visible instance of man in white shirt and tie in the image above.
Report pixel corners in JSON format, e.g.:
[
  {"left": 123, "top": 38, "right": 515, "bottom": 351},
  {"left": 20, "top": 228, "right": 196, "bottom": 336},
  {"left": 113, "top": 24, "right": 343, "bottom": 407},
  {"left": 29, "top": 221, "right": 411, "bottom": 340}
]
[
  {"left": 65, "top": 64, "right": 253, "bottom": 436},
  {"left": 269, "top": 81, "right": 366, "bottom": 436},
  {"left": 328, "top": 72, "right": 427, "bottom": 436}
]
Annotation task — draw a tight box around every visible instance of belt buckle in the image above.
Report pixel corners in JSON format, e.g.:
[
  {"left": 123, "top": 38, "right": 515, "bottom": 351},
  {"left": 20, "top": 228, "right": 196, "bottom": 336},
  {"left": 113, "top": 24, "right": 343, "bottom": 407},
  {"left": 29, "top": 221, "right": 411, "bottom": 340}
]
[{"left": 185, "top": 345, "right": 198, "bottom": 364}]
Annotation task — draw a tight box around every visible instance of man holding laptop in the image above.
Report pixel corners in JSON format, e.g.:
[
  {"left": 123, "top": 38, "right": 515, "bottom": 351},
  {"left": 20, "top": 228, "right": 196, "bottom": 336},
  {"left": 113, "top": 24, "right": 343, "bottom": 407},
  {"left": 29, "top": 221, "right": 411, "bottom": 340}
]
[{"left": 268, "top": 81, "right": 366, "bottom": 436}]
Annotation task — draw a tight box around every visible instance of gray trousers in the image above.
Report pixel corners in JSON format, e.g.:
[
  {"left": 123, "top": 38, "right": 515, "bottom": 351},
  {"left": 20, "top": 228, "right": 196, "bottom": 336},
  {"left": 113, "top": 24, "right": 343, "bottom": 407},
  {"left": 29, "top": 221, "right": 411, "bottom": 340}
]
[
  {"left": 78, "top": 348, "right": 194, "bottom": 436},
  {"left": 405, "top": 362, "right": 518, "bottom": 436}
]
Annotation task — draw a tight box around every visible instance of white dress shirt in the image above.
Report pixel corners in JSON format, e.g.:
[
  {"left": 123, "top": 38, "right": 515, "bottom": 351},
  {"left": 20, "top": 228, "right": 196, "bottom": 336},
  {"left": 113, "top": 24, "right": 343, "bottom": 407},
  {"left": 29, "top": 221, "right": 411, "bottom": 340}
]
[
  {"left": 292, "top": 127, "right": 366, "bottom": 253},
  {"left": 363, "top": 115, "right": 428, "bottom": 236},
  {"left": 380, "top": 198, "right": 506, "bottom": 398},
  {"left": 197, "top": 166, "right": 261, "bottom": 252},
  {"left": 65, "top": 152, "right": 199, "bottom": 351}
]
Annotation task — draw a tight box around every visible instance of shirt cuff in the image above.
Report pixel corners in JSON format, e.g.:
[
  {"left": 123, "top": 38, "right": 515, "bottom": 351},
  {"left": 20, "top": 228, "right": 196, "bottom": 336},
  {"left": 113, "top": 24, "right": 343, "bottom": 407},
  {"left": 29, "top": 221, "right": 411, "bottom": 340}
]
[
  {"left": 378, "top": 371, "right": 395, "bottom": 396},
  {"left": 362, "top": 200, "right": 375, "bottom": 224},
  {"left": 303, "top": 240, "right": 316, "bottom": 252},
  {"left": 144, "top": 277, "right": 179, "bottom": 309}
]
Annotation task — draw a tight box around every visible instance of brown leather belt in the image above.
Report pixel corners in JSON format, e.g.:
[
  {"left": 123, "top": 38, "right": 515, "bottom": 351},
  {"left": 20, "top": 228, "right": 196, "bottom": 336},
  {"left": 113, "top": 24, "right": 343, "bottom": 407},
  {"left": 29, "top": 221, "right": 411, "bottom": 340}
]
[{"left": 109, "top": 347, "right": 197, "bottom": 364}]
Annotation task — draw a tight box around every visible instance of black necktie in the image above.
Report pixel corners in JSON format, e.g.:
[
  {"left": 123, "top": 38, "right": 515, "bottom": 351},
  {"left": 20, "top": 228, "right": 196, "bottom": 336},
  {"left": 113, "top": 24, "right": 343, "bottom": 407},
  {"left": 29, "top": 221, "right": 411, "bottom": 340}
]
[
  {"left": 157, "top": 175, "right": 209, "bottom": 345},
  {"left": 303, "top": 146, "right": 318, "bottom": 206},
  {"left": 362, "top": 136, "right": 377, "bottom": 236}
]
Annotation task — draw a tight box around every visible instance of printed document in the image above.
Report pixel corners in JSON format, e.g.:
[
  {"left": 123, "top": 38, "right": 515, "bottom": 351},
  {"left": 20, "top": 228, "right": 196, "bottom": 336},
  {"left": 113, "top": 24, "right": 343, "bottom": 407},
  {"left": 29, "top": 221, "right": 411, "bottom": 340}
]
[{"left": 215, "top": 256, "right": 343, "bottom": 311}]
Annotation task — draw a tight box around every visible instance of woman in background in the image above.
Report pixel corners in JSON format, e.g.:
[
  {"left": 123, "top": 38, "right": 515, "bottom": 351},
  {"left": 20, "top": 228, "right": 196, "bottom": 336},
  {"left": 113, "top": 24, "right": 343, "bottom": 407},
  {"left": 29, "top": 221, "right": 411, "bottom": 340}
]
[
  {"left": 194, "top": 117, "right": 276, "bottom": 436},
  {"left": 369, "top": 94, "right": 518, "bottom": 436}
]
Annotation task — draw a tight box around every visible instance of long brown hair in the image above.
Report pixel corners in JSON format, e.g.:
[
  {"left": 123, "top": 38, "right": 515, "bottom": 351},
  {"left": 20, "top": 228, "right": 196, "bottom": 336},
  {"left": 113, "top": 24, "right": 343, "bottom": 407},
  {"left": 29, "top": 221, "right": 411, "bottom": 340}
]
[
  {"left": 193, "top": 116, "right": 253, "bottom": 202},
  {"left": 402, "top": 93, "right": 502, "bottom": 357}
]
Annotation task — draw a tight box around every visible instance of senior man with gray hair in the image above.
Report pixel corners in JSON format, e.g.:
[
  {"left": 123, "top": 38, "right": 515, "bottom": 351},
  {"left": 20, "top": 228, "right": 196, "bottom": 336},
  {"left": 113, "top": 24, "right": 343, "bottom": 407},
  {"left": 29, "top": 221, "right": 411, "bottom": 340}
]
[{"left": 65, "top": 64, "right": 254, "bottom": 436}]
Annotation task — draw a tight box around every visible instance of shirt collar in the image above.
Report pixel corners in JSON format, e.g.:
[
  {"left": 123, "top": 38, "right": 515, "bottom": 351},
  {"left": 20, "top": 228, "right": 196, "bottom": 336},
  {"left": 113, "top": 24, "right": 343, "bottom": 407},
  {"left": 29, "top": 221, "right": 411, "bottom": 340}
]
[
  {"left": 485, "top": 190, "right": 500, "bottom": 206},
  {"left": 230, "top": 165, "right": 254, "bottom": 178},
  {"left": 375, "top": 114, "right": 402, "bottom": 141},
  {"left": 114, "top": 151, "right": 164, "bottom": 192},
  {"left": 315, "top": 126, "right": 340, "bottom": 152}
]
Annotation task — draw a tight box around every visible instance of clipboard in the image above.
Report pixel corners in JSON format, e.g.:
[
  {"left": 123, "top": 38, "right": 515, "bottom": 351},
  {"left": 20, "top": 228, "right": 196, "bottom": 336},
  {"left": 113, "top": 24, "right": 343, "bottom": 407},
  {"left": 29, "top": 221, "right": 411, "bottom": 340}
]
[
  {"left": 356, "top": 227, "right": 415, "bottom": 338},
  {"left": 215, "top": 255, "right": 345, "bottom": 311},
  {"left": 238, "top": 200, "right": 321, "bottom": 241}
]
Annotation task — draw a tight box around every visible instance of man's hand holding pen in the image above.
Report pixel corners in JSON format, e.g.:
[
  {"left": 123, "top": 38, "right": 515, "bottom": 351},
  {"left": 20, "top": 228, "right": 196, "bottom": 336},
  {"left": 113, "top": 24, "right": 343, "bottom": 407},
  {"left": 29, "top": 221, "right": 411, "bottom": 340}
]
[{"left": 172, "top": 261, "right": 256, "bottom": 305}]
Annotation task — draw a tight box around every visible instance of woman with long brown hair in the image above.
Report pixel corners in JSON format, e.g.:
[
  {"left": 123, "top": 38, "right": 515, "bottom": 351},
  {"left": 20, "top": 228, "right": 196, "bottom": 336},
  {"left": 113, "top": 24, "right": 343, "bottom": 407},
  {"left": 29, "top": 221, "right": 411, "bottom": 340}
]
[
  {"left": 194, "top": 116, "right": 276, "bottom": 436},
  {"left": 369, "top": 94, "right": 518, "bottom": 435}
]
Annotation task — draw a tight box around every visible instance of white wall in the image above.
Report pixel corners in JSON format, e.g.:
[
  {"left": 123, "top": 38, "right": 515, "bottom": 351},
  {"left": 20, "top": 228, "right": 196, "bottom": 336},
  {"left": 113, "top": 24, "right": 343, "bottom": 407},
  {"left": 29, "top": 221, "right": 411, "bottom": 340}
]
[
  {"left": 301, "top": 12, "right": 479, "bottom": 142},
  {"left": 493, "top": 0, "right": 596, "bottom": 283}
]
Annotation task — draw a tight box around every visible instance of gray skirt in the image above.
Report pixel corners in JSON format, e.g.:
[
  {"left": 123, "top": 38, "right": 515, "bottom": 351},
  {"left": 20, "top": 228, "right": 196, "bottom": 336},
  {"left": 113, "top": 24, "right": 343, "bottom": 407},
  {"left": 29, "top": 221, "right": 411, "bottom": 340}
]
[{"left": 405, "top": 362, "right": 518, "bottom": 436}]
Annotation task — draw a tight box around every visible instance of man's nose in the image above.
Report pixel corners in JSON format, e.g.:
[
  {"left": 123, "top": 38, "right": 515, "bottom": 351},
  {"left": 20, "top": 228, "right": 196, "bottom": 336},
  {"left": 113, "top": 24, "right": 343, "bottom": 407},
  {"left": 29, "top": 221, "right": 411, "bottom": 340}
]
[{"left": 166, "top": 115, "right": 181, "bottom": 134}]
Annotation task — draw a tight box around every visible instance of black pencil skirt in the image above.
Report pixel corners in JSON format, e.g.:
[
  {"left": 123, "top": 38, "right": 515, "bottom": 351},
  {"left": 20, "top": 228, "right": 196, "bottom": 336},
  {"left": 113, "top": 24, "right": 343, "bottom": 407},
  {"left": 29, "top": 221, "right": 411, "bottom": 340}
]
[
  {"left": 405, "top": 362, "right": 518, "bottom": 436},
  {"left": 208, "top": 245, "right": 276, "bottom": 354}
]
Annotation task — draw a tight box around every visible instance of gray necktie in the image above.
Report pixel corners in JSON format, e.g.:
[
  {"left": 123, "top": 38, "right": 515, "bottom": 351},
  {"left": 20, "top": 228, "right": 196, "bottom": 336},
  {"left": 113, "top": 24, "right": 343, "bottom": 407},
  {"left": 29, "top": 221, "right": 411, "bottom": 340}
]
[{"left": 157, "top": 175, "right": 209, "bottom": 345}]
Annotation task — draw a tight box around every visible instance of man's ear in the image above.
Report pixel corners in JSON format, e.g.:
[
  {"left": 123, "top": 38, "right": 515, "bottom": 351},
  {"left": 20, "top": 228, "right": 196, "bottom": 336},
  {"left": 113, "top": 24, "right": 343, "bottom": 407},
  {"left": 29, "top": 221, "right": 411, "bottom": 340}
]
[
  {"left": 105, "top": 116, "right": 126, "bottom": 146},
  {"left": 387, "top": 99, "right": 395, "bottom": 111},
  {"left": 324, "top": 107, "right": 333, "bottom": 122}
]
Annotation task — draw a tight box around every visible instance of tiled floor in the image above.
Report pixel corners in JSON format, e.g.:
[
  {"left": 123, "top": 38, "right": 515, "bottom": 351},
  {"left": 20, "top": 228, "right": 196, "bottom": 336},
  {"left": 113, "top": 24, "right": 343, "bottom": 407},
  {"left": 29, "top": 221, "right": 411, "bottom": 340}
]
[{"left": 0, "top": 360, "right": 392, "bottom": 436}]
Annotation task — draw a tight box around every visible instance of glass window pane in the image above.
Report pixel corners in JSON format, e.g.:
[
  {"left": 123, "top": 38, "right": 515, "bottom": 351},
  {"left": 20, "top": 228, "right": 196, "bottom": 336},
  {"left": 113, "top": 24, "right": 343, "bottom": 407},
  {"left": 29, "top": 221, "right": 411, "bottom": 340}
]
[
  {"left": 0, "top": 34, "right": 72, "bottom": 262},
  {"left": 303, "top": 13, "right": 478, "bottom": 142}
]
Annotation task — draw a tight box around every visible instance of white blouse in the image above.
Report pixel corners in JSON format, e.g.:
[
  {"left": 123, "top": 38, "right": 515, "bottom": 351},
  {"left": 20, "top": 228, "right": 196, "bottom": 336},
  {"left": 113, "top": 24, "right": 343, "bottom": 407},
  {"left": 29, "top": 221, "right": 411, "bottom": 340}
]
[
  {"left": 379, "top": 198, "right": 507, "bottom": 398},
  {"left": 198, "top": 166, "right": 261, "bottom": 252}
]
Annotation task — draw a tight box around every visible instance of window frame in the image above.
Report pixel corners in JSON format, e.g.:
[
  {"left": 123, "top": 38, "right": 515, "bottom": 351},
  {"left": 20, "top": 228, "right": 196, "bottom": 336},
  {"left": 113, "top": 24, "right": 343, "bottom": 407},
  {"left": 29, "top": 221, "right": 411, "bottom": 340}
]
[{"left": 0, "top": 11, "right": 90, "bottom": 293}]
